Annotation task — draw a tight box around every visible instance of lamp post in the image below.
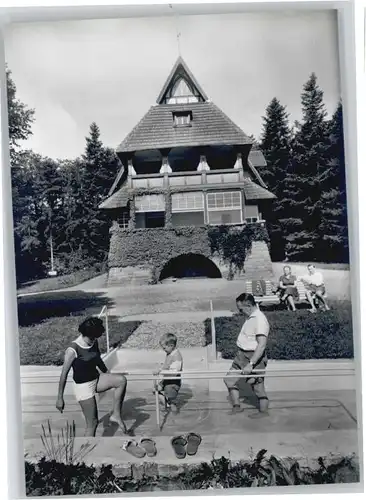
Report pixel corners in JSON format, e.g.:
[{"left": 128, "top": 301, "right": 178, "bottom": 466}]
[{"left": 47, "top": 213, "right": 57, "bottom": 277}]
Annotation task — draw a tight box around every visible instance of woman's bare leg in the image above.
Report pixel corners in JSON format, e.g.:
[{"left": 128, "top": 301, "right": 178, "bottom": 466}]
[
  {"left": 287, "top": 295, "right": 296, "bottom": 311},
  {"left": 97, "top": 373, "right": 127, "bottom": 432},
  {"left": 79, "top": 397, "right": 98, "bottom": 437}
]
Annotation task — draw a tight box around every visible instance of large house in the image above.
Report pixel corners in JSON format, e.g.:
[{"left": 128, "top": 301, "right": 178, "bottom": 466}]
[{"left": 100, "top": 57, "right": 276, "bottom": 285}]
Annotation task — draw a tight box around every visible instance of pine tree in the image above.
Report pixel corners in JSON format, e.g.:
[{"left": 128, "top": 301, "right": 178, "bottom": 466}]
[
  {"left": 70, "top": 122, "right": 120, "bottom": 265},
  {"left": 259, "top": 97, "right": 293, "bottom": 260},
  {"left": 317, "top": 102, "right": 349, "bottom": 262},
  {"left": 283, "top": 73, "right": 330, "bottom": 260}
]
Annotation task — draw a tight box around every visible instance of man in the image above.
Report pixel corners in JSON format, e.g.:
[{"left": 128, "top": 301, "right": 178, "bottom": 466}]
[
  {"left": 224, "top": 293, "right": 270, "bottom": 418},
  {"left": 300, "top": 264, "right": 330, "bottom": 313}
]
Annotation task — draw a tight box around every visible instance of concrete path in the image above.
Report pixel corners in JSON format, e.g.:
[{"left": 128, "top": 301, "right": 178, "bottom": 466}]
[
  {"left": 24, "top": 429, "right": 359, "bottom": 470},
  {"left": 22, "top": 386, "right": 358, "bottom": 466},
  {"left": 22, "top": 386, "right": 357, "bottom": 439}
]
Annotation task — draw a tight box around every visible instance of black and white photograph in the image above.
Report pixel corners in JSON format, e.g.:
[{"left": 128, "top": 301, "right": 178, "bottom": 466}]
[{"left": 1, "top": 3, "right": 363, "bottom": 496}]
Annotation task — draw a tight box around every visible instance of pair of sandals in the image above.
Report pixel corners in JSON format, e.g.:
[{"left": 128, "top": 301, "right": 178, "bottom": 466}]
[
  {"left": 171, "top": 432, "right": 202, "bottom": 459},
  {"left": 122, "top": 438, "right": 157, "bottom": 458}
]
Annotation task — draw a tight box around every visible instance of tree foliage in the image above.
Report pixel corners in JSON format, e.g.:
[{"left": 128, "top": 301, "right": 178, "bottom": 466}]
[{"left": 259, "top": 97, "right": 293, "bottom": 260}]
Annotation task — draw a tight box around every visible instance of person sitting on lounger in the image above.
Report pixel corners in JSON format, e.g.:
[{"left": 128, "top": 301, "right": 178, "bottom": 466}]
[
  {"left": 278, "top": 265, "right": 298, "bottom": 311},
  {"left": 299, "top": 264, "right": 330, "bottom": 313}
]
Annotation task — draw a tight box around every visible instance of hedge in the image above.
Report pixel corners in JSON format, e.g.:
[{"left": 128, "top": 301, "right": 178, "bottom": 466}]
[
  {"left": 19, "top": 315, "right": 141, "bottom": 365},
  {"left": 204, "top": 301, "right": 354, "bottom": 360}
]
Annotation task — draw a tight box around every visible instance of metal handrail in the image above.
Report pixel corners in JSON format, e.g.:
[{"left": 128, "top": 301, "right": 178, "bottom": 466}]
[{"left": 98, "top": 305, "right": 110, "bottom": 353}]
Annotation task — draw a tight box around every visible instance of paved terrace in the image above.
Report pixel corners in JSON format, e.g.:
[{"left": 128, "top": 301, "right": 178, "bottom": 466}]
[{"left": 22, "top": 348, "right": 359, "bottom": 468}]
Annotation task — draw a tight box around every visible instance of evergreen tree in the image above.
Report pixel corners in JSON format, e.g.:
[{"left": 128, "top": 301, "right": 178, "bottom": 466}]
[
  {"left": 259, "top": 97, "right": 293, "bottom": 260},
  {"left": 317, "top": 102, "right": 349, "bottom": 262},
  {"left": 69, "top": 123, "right": 120, "bottom": 265},
  {"left": 283, "top": 73, "right": 330, "bottom": 260}
]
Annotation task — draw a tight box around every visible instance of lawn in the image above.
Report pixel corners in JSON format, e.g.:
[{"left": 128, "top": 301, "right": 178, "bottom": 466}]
[
  {"left": 17, "top": 267, "right": 106, "bottom": 295},
  {"left": 205, "top": 300, "right": 354, "bottom": 360},
  {"left": 17, "top": 289, "right": 141, "bottom": 365}
]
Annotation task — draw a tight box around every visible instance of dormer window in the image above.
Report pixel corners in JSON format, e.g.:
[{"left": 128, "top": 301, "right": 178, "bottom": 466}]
[{"left": 173, "top": 111, "right": 192, "bottom": 127}]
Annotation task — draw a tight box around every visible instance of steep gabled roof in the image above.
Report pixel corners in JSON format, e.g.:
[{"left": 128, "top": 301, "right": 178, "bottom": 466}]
[
  {"left": 156, "top": 56, "right": 208, "bottom": 104},
  {"left": 116, "top": 102, "right": 252, "bottom": 153},
  {"left": 99, "top": 183, "right": 129, "bottom": 210},
  {"left": 243, "top": 179, "right": 276, "bottom": 200}
]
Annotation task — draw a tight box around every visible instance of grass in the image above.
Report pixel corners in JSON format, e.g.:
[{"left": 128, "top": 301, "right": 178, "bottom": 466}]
[
  {"left": 17, "top": 267, "right": 106, "bottom": 294},
  {"left": 17, "top": 290, "right": 112, "bottom": 327},
  {"left": 205, "top": 300, "right": 354, "bottom": 360}
]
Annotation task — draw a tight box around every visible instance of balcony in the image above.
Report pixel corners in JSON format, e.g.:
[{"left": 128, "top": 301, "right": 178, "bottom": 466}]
[{"left": 130, "top": 168, "right": 243, "bottom": 190}]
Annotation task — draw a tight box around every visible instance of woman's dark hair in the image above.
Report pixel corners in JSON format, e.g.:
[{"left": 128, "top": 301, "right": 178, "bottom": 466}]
[
  {"left": 78, "top": 316, "right": 104, "bottom": 338},
  {"left": 236, "top": 293, "right": 256, "bottom": 307}
]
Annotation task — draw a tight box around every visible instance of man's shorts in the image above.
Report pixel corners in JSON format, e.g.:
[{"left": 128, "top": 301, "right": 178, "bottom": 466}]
[
  {"left": 306, "top": 284, "right": 326, "bottom": 295},
  {"left": 224, "top": 349, "right": 267, "bottom": 389}
]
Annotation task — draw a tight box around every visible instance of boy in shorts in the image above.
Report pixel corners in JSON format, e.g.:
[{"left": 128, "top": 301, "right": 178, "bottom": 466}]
[
  {"left": 154, "top": 333, "right": 183, "bottom": 414},
  {"left": 224, "top": 293, "right": 270, "bottom": 418}
]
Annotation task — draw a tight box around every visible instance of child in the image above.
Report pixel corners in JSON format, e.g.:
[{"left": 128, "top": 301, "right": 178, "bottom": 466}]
[{"left": 154, "top": 333, "right": 183, "bottom": 414}]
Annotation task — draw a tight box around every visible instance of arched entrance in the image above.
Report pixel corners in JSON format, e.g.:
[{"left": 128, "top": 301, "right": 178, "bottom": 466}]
[{"left": 159, "top": 253, "right": 222, "bottom": 280}]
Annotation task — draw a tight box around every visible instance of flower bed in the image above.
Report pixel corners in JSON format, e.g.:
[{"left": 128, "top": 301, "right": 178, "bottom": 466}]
[
  {"left": 122, "top": 321, "right": 206, "bottom": 349},
  {"left": 204, "top": 301, "right": 354, "bottom": 360},
  {"left": 25, "top": 452, "right": 359, "bottom": 496}
]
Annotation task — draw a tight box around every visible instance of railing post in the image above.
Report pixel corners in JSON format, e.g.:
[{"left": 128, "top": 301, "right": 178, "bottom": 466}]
[
  {"left": 210, "top": 300, "right": 217, "bottom": 360},
  {"left": 105, "top": 306, "right": 110, "bottom": 353}
]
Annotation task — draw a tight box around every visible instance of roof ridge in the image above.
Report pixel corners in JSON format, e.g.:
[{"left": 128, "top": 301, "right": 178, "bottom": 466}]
[{"left": 156, "top": 57, "right": 208, "bottom": 104}]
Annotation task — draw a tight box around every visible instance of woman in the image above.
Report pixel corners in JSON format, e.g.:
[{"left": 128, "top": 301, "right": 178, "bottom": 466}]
[
  {"left": 56, "top": 316, "right": 128, "bottom": 437},
  {"left": 278, "top": 265, "right": 298, "bottom": 311}
]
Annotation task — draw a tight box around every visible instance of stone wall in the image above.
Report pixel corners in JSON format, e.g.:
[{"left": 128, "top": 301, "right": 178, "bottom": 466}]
[{"left": 107, "top": 224, "right": 273, "bottom": 285}]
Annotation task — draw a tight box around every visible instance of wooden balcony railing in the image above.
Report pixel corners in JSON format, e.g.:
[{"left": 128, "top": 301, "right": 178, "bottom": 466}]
[{"left": 130, "top": 168, "right": 243, "bottom": 189}]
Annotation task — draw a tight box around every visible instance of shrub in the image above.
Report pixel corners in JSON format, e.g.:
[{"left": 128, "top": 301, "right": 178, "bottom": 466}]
[
  {"left": 204, "top": 301, "right": 354, "bottom": 360},
  {"left": 19, "top": 315, "right": 141, "bottom": 365},
  {"left": 25, "top": 451, "right": 360, "bottom": 495}
]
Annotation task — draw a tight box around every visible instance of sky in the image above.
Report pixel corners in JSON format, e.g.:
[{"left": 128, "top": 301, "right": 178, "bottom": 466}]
[{"left": 4, "top": 10, "right": 341, "bottom": 160}]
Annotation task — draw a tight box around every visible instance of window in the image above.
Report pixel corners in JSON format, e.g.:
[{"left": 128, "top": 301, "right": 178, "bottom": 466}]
[
  {"left": 245, "top": 204, "right": 259, "bottom": 223},
  {"left": 173, "top": 111, "right": 192, "bottom": 127},
  {"left": 118, "top": 212, "right": 130, "bottom": 229},
  {"left": 135, "top": 194, "right": 165, "bottom": 213},
  {"left": 207, "top": 191, "right": 243, "bottom": 225},
  {"left": 166, "top": 78, "right": 200, "bottom": 104},
  {"left": 172, "top": 192, "right": 204, "bottom": 212},
  {"left": 207, "top": 192, "right": 242, "bottom": 210}
]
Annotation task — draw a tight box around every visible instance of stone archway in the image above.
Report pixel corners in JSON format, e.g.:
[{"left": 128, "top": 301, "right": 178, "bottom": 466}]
[{"left": 159, "top": 253, "right": 222, "bottom": 280}]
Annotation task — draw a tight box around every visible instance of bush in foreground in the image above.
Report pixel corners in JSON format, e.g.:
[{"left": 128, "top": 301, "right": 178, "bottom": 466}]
[
  {"left": 205, "top": 301, "right": 354, "bottom": 360},
  {"left": 25, "top": 451, "right": 359, "bottom": 496}
]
